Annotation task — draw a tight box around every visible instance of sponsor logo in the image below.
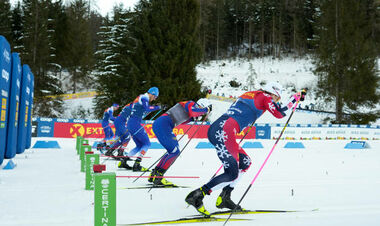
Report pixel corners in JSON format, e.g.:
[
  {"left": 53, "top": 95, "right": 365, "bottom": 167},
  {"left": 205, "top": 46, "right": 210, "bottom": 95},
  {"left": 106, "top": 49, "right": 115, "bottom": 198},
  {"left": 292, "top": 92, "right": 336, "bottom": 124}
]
[
  {"left": 87, "top": 119, "right": 100, "bottom": 123},
  {"left": 3, "top": 49, "right": 10, "bottom": 63},
  {"left": 70, "top": 123, "right": 85, "bottom": 137},
  {"left": 41, "top": 125, "right": 51, "bottom": 133},
  {"left": 258, "top": 130, "right": 265, "bottom": 136},
  {"left": 73, "top": 119, "right": 85, "bottom": 123},
  {"left": 1, "top": 89, "right": 8, "bottom": 97},
  {"left": 2, "top": 69, "right": 9, "bottom": 82},
  {"left": 17, "top": 79, "right": 20, "bottom": 88},
  {"left": 56, "top": 118, "right": 69, "bottom": 122},
  {"left": 40, "top": 118, "right": 53, "bottom": 122}
]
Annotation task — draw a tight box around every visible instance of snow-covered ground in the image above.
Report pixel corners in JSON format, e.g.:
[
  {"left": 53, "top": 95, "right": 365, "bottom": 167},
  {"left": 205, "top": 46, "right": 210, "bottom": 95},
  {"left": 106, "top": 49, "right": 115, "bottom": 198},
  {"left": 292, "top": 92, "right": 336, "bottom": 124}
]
[
  {"left": 1, "top": 137, "right": 380, "bottom": 226},
  {"left": 1, "top": 57, "right": 379, "bottom": 226}
]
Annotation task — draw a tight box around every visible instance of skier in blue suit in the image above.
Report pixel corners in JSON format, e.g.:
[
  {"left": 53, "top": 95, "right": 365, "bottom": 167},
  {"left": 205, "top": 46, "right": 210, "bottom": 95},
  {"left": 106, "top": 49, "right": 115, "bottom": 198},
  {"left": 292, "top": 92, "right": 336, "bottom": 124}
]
[
  {"left": 105, "top": 103, "right": 132, "bottom": 161},
  {"left": 118, "top": 87, "right": 161, "bottom": 171},
  {"left": 98, "top": 103, "right": 119, "bottom": 151}
]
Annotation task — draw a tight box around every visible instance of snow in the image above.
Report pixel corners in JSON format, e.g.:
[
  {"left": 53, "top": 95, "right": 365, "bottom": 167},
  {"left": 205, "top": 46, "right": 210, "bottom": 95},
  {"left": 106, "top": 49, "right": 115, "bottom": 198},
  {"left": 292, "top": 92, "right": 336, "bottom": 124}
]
[
  {"left": 1, "top": 57, "right": 379, "bottom": 225},
  {"left": 1, "top": 137, "right": 380, "bottom": 225}
]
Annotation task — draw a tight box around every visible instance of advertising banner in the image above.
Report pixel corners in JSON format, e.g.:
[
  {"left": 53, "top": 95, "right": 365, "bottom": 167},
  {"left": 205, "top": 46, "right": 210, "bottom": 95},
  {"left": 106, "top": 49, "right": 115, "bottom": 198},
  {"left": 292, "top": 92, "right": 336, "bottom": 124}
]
[
  {"left": 271, "top": 124, "right": 380, "bottom": 140},
  {"left": 0, "top": 35, "right": 11, "bottom": 165},
  {"left": 25, "top": 72, "right": 34, "bottom": 149},
  {"left": 37, "top": 117, "right": 55, "bottom": 137},
  {"left": 51, "top": 121, "right": 255, "bottom": 139},
  {"left": 5, "top": 53, "right": 22, "bottom": 159},
  {"left": 16, "top": 64, "right": 32, "bottom": 154}
]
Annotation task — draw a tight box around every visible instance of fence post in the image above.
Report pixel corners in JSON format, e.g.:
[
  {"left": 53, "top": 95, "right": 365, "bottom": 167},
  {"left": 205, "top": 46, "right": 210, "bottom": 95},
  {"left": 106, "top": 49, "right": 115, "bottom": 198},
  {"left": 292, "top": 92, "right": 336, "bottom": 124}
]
[
  {"left": 76, "top": 136, "right": 83, "bottom": 154},
  {"left": 85, "top": 152, "right": 99, "bottom": 190},
  {"left": 94, "top": 172, "right": 116, "bottom": 226},
  {"left": 80, "top": 144, "right": 91, "bottom": 172}
]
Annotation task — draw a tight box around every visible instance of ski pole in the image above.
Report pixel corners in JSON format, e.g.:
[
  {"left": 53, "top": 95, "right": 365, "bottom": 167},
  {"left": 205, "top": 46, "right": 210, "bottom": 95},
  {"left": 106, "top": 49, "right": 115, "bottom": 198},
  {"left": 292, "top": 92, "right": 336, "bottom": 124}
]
[
  {"left": 132, "top": 118, "right": 202, "bottom": 183},
  {"left": 146, "top": 115, "right": 209, "bottom": 191},
  {"left": 209, "top": 122, "right": 255, "bottom": 179},
  {"left": 223, "top": 100, "right": 300, "bottom": 226}
]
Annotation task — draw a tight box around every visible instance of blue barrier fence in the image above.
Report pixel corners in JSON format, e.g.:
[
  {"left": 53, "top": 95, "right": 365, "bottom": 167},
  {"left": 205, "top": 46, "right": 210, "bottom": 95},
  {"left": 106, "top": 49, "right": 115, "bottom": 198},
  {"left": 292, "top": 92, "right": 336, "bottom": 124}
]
[{"left": 0, "top": 35, "right": 34, "bottom": 167}]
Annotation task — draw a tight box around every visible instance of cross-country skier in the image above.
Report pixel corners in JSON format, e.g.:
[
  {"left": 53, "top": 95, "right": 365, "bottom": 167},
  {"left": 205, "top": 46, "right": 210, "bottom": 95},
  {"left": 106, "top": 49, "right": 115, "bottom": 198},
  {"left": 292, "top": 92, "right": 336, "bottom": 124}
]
[
  {"left": 97, "top": 103, "right": 119, "bottom": 151},
  {"left": 118, "top": 87, "right": 161, "bottom": 171},
  {"left": 148, "top": 99, "right": 211, "bottom": 186},
  {"left": 105, "top": 103, "right": 132, "bottom": 161},
  {"left": 185, "top": 82, "right": 307, "bottom": 216}
]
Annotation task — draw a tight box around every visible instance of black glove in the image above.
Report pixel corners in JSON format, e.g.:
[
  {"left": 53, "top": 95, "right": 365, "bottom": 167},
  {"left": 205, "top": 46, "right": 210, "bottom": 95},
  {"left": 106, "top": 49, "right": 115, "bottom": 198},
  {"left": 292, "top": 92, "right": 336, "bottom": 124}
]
[
  {"left": 207, "top": 104, "right": 213, "bottom": 112},
  {"left": 159, "top": 104, "right": 168, "bottom": 110},
  {"left": 300, "top": 88, "right": 308, "bottom": 101}
]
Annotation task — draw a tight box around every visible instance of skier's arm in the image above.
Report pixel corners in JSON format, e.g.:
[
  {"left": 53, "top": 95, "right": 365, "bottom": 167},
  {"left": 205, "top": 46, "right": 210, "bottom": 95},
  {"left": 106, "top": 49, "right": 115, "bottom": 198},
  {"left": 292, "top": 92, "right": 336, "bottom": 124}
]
[
  {"left": 278, "top": 89, "right": 308, "bottom": 116},
  {"left": 141, "top": 96, "right": 160, "bottom": 112},
  {"left": 187, "top": 102, "right": 209, "bottom": 118}
]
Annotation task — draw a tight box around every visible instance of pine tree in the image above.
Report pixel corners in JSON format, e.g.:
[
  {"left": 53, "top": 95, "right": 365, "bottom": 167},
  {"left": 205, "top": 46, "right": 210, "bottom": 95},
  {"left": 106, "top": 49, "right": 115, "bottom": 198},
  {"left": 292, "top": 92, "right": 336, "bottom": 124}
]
[
  {"left": 0, "top": 0, "right": 12, "bottom": 43},
  {"left": 314, "top": 0, "right": 379, "bottom": 124},
  {"left": 11, "top": 1, "right": 24, "bottom": 53},
  {"left": 21, "top": 0, "right": 64, "bottom": 117},
  {"left": 94, "top": 6, "right": 132, "bottom": 117},
  {"left": 66, "top": 0, "right": 94, "bottom": 93},
  {"left": 127, "top": 0, "right": 203, "bottom": 106}
]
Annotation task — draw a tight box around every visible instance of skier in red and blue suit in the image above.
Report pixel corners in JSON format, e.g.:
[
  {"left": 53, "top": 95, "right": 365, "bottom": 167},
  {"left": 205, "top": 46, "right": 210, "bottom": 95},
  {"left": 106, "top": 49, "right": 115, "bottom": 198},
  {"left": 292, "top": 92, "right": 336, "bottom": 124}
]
[
  {"left": 105, "top": 103, "right": 132, "bottom": 161},
  {"left": 148, "top": 99, "right": 211, "bottom": 186},
  {"left": 119, "top": 87, "right": 161, "bottom": 172},
  {"left": 186, "top": 82, "right": 307, "bottom": 216}
]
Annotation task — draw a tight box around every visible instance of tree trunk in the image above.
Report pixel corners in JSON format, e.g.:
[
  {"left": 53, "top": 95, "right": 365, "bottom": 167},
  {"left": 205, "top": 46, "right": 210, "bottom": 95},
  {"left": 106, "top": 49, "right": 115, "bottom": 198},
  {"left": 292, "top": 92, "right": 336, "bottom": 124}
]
[
  {"left": 248, "top": 18, "right": 252, "bottom": 59},
  {"left": 334, "top": 0, "right": 343, "bottom": 123},
  {"left": 216, "top": 0, "right": 220, "bottom": 60}
]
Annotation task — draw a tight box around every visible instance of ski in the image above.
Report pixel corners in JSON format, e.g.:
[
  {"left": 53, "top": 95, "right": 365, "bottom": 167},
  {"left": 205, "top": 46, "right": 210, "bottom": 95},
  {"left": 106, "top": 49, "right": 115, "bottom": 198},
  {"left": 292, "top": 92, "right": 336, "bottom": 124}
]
[
  {"left": 124, "top": 216, "right": 250, "bottom": 225},
  {"left": 119, "top": 184, "right": 190, "bottom": 190},
  {"left": 189, "top": 208, "right": 319, "bottom": 217}
]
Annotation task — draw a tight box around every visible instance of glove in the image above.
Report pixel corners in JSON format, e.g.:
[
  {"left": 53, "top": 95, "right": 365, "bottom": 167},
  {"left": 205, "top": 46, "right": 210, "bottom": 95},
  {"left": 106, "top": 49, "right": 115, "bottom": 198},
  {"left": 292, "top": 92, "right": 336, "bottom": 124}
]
[
  {"left": 293, "top": 88, "right": 307, "bottom": 102},
  {"left": 300, "top": 88, "right": 307, "bottom": 101},
  {"left": 207, "top": 104, "right": 213, "bottom": 112}
]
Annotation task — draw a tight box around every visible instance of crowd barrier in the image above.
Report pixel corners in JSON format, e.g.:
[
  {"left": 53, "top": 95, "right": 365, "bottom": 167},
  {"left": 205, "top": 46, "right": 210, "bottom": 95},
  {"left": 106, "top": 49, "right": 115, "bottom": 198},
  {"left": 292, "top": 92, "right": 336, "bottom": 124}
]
[{"left": 0, "top": 35, "right": 34, "bottom": 166}]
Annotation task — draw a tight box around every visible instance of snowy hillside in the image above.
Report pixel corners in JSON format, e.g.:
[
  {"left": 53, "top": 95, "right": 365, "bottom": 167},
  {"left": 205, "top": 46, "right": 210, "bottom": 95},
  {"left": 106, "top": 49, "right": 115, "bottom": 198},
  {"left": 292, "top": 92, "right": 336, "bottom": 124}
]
[{"left": 61, "top": 56, "right": 378, "bottom": 125}]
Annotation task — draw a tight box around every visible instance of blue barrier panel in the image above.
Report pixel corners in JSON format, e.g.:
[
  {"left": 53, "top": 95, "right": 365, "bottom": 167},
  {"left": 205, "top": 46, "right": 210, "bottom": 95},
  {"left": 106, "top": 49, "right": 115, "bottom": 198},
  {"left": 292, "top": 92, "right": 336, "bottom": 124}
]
[
  {"left": 16, "top": 64, "right": 32, "bottom": 154},
  {"left": 32, "top": 141, "right": 61, "bottom": 149},
  {"left": 150, "top": 142, "right": 164, "bottom": 149},
  {"left": 5, "top": 53, "right": 22, "bottom": 159},
  {"left": 0, "top": 36, "right": 12, "bottom": 165},
  {"left": 37, "top": 118, "right": 55, "bottom": 137},
  {"left": 195, "top": 142, "right": 214, "bottom": 149},
  {"left": 25, "top": 72, "right": 34, "bottom": 149},
  {"left": 3, "top": 159, "right": 16, "bottom": 170},
  {"left": 255, "top": 125, "right": 271, "bottom": 139},
  {"left": 242, "top": 142, "right": 264, "bottom": 148},
  {"left": 284, "top": 142, "right": 305, "bottom": 149},
  {"left": 344, "top": 141, "right": 369, "bottom": 149}
]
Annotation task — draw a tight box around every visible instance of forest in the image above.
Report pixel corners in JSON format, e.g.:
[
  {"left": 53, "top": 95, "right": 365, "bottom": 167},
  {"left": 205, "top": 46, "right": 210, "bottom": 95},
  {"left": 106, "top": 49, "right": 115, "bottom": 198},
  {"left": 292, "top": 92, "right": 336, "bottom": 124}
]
[{"left": 0, "top": 0, "right": 379, "bottom": 123}]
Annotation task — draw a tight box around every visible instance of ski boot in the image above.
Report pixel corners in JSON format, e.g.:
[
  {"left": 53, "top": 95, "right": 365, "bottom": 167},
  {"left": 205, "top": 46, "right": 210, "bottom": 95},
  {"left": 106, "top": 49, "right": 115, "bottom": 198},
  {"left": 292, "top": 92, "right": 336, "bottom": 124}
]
[
  {"left": 132, "top": 157, "right": 150, "bottom": 172},
  {"left": 185, "top": 188, "right": 210, "bottom": 217},
  {"left": 96, "top": 142, "right": 107, "bottom": 153},
  {"left": 151, "top": 168, "right": 174, "bottom": 186},
  {"left": 148, "top": 168, "right": 157, "bottom": 183},
  {"left": 216, "top": 186, "right": 243, "bottom": 211},
  {"left": 104, "top": 146, "right": 115, "bottom": 157},
  {"left": 112, "top": 148, "right": 124, "bottom": 160},
  {"left": 118, "top": 156, "right": 132, "bottom": 170}
]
